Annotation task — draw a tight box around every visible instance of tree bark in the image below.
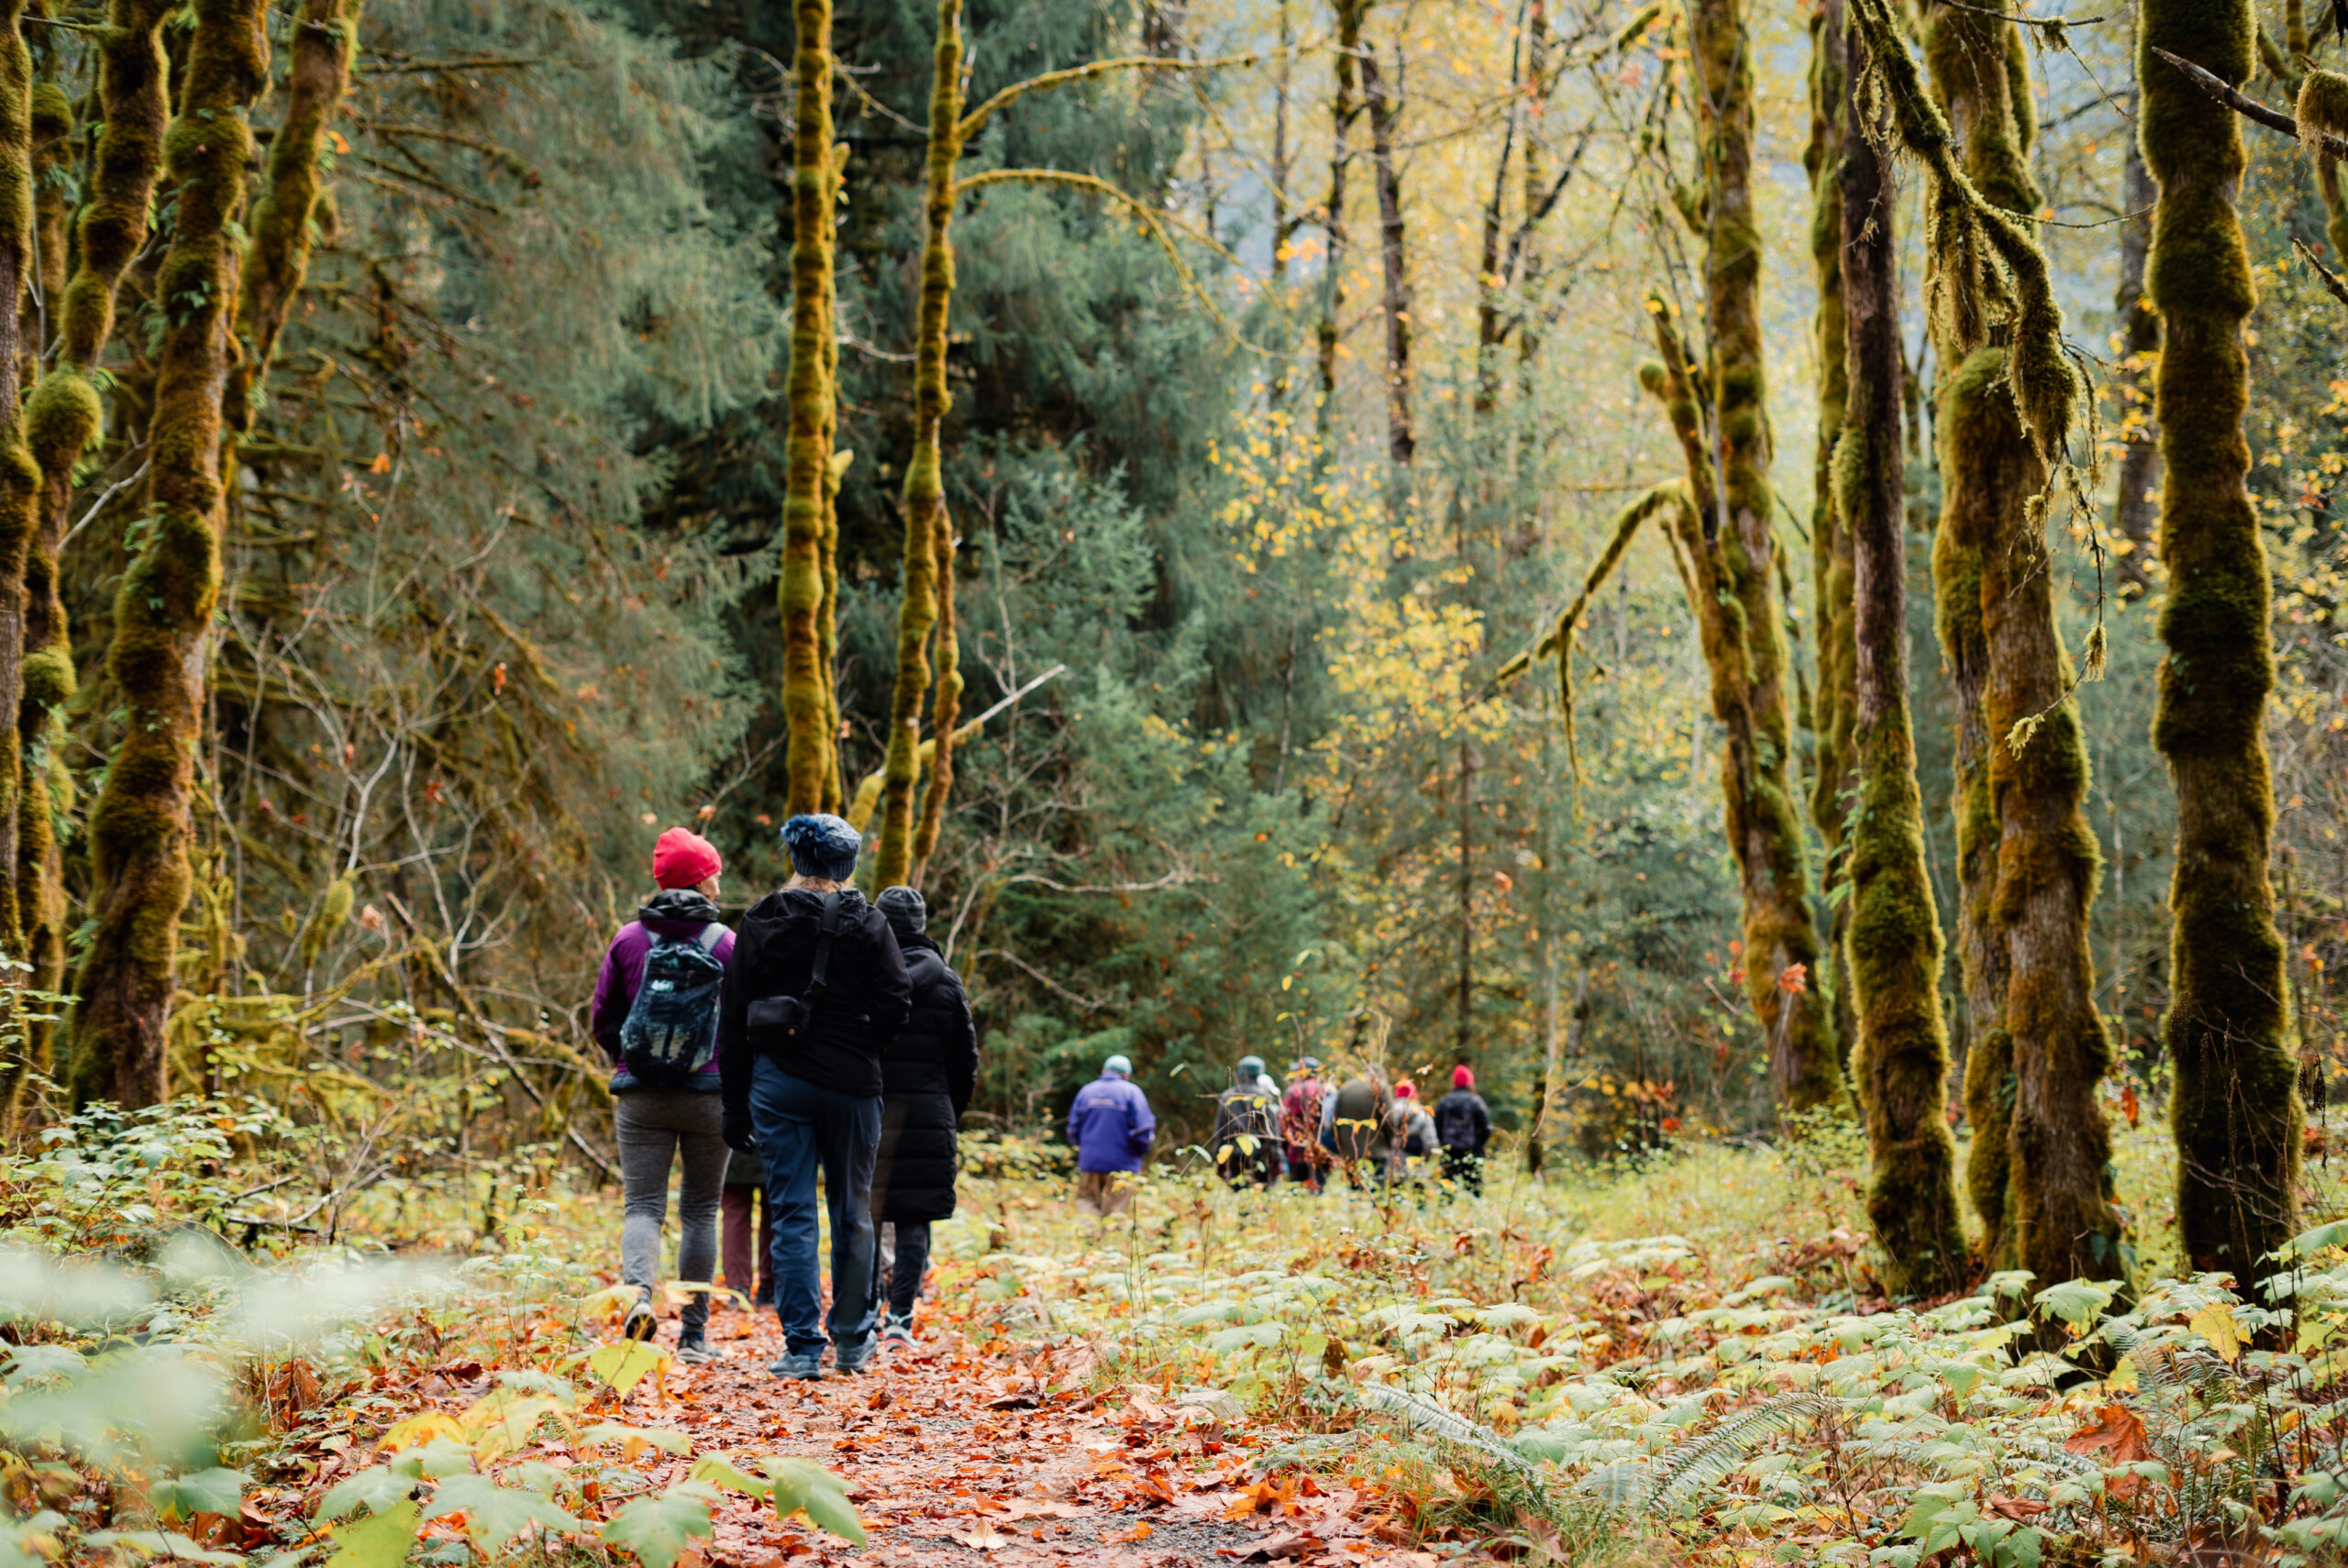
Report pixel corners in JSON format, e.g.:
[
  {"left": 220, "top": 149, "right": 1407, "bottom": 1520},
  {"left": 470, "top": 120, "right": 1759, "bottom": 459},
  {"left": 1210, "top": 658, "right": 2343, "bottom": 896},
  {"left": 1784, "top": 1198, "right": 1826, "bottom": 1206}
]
[
  {"left": 2144, "top": 0, "right": 2302, "bottom": 1277},
  {"left": 1807, "top": 0, "right": 1858, "bottom": 1080},
  {"left": 1360, "top": 36, "right": 1411, "bottom": 465},
  {"left": 1315, "top": 0, "right": 1364, "bottom": 438},
  {"left": 781, "top": 0, "right": 838, "bottom": 817},
  {"left": 1839, "top": 25, "right": 1966, "bottom": 1294},
  {"left": 0, "top": 0, "right": 40, "bottom": 977},
  {"left": 70, "top": 0, "right": 270, "bottom": 1109}
]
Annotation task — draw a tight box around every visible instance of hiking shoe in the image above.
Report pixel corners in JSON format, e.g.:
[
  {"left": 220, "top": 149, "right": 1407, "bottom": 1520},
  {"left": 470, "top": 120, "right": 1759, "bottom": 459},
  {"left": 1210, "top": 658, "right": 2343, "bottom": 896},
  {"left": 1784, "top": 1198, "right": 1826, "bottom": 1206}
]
[
  {"left": 880, "top": 1315, "right": 915, "bottom": 1349},
  {"left": 751, "top": 1285, "right": 774, "bottom": 1309},
  {"left": 674, "top": 1331, "right": 715, "bottom": 1365},
  {"left": 621, "top": 1287, "right": 657, "bottom": 1343},
  {"left": 768, "top": 1350, "right": 825, "bottom": 1380},
  {"left": 832, "top": 1335, "right": 878, "bottom": 1375}
]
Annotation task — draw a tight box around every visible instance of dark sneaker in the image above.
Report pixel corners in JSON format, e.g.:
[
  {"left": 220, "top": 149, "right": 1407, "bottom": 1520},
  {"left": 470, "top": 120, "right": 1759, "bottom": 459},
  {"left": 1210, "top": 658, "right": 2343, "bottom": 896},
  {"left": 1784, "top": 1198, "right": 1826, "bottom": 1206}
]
[
  {"left": 769, "top": 1350, "right": 825, "bottom": 1380},
  {"left": 832, "top": 1335, "right": 878, "bottom": 1375},
  {"left": 880, "top": 1315, "right": 915, "bottom": 1349},
  {"left": 675, "top": 1331, "right": 715, "bottom": 1365},
  {"left": 751, "top": 1285, "right": 774, "bottom": 1309},
  {"left": 621, "top": 1287, "right": 657, "bottom": 1343}
]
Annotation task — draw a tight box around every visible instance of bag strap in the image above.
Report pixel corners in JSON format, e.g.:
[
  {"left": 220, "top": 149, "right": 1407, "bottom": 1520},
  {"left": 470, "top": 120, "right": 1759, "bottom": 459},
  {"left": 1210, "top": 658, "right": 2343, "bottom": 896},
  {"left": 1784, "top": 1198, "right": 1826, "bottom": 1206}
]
[
  {"left": 806, "top": 893, "right": 844, "bottom": 996},
  {"left": 696, "top": 922, "right": 725, "bottom": 953}
]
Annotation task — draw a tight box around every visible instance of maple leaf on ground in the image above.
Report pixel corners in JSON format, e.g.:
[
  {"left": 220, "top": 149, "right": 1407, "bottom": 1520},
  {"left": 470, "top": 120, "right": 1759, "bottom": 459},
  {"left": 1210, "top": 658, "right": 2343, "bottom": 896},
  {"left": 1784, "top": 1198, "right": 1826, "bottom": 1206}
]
[
  {"left": 1242, "top": 1533, "right": 1324, "bottom": 1562},
  {"left": 950, "top": 1519, "right": 1010, "bottom": 1551},
  {"left": 1105, "top": 1519, "right": 1153, "bottom": 1543},
  {"left": 2063, "top": 1403, "right": 2154, "bottom": 1499}
]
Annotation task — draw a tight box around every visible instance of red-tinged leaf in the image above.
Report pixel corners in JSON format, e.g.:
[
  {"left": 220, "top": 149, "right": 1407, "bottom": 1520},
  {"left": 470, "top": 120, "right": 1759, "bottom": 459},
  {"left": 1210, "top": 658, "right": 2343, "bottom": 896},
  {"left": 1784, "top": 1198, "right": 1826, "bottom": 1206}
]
[{"left": 1106, "top": 1519, "right": 1153, "bottom": 1543}]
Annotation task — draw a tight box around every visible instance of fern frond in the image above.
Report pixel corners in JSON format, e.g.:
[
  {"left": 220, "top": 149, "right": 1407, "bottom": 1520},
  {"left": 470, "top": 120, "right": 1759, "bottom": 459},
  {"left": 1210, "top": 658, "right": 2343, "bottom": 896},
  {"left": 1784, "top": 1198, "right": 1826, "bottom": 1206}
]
[
  {"left": 1355, "top": 1383, "right": 1539, "bottom": 1474},
  {"left": 1645, "top": 1393, "right": 1836, "bottom": 1513}
]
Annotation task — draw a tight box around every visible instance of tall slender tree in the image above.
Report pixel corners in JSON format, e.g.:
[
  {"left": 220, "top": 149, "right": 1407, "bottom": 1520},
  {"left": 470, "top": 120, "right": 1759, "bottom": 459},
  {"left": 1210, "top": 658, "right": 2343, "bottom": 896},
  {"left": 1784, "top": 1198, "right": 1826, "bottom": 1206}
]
[
  {"left": 1316, "top": 0, "right": 1365, "bottom": 436},
  {"left": 780, "top": 0, "right": 839, "bottom": 817},
  {"left": 1836, "top": 0, "right": 1966, "bottom": 1295},
  {"left": 2144, "top": 0, "right": 2303, "bottom": 1276},
  {"left": 1359, "top": 33, "right": 1412, "bottom": 465},
  {"left": 71, "top": 0, "right": 270, "bottom": 1108},
  {"left": 0, "top": 0, "right": 40, "bottom": 976}
]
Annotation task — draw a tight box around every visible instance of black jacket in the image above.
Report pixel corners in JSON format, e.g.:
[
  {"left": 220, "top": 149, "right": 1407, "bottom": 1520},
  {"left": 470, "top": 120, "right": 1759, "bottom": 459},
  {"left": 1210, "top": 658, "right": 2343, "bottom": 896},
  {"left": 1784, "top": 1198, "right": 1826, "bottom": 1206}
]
[
  {"left": 1434, "top": 1088, "right": 1490, "bottom": 1153},
  {"left": 869, "top": 933, "right": 978, "bottom": 1222},
  {"left": 719, "top": 887, "right": 911, "bottom": 1110}
]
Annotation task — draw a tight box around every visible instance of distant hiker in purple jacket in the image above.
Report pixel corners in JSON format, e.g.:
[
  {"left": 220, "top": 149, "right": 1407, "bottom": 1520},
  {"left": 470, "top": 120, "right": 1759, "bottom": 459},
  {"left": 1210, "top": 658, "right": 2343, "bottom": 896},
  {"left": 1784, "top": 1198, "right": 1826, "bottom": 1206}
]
[
  {"left": 590, "top": 826, "right": 736, "bottom": 1366},
  {"left": 1068, "top": 1055, "right": 1154, "bottom": 1217}
]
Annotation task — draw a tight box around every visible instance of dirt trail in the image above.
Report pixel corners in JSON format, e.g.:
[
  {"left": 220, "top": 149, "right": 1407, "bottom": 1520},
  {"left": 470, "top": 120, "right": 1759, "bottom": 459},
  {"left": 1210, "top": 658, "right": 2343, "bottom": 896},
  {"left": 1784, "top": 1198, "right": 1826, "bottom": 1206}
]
[{"left": 629, "top": 1298, "right": 1428, "bottom": 1568}]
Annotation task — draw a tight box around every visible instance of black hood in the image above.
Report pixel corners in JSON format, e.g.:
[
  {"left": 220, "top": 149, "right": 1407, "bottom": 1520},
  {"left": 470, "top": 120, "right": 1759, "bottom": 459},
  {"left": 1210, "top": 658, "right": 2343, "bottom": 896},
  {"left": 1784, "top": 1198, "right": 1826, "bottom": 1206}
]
[{"left": 639, "top": 888, "right": 724, "bottom": 925}]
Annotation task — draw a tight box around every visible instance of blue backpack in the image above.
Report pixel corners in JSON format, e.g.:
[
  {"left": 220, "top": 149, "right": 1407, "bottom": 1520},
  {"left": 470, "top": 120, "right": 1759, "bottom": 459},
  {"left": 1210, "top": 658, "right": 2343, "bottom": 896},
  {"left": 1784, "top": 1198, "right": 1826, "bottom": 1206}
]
[{"left": 619, "top": 923, "right": 726, "bottom": 1088}]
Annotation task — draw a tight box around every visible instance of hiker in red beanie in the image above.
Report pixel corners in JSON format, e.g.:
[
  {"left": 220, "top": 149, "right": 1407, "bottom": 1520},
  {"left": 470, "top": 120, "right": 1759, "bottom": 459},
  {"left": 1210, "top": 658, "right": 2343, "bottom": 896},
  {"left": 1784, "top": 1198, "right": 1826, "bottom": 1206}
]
[
  {"left": 590, "top": 825, "right": 737, "bottom": 1364},
  {"left": 1434, "top": 1064, "right": 1491, "bottom": 1195}
]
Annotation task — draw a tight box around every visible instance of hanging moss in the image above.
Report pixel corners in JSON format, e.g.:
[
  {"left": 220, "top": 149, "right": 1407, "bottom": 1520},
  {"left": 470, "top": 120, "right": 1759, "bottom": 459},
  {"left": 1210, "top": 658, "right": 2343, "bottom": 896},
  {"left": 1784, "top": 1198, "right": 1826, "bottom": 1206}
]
[
  {"left": 910, "top": 480, "right": 962, "bottom": 878},
  {"left": 778, "top": 0, "right": 837, "bottom": 818},
  {"left": 69, "top": 0, "right": 269, "bottom": 1110},
  {"left": 2296, "top": 71, "right": 2348, "bottom": 259},
  {"left": 231, "top": 0, "right": 359, "bottom": 429},
  {"left": 61, "top": 0, "right": 169, "bottom": 369},
  {"left": 874, "top": 0, "right": 963, "bottom": 889},
  {"left": 2144, "top": 0, "right": 2303, "bottom": 1277}
]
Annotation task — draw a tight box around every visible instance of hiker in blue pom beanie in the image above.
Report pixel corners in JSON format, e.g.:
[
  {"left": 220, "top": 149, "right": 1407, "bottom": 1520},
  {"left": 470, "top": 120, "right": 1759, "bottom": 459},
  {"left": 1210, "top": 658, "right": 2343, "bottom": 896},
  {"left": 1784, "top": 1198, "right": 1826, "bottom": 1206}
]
[{"left": 718, "top": 812, "right": 910, "bottom": 1380}]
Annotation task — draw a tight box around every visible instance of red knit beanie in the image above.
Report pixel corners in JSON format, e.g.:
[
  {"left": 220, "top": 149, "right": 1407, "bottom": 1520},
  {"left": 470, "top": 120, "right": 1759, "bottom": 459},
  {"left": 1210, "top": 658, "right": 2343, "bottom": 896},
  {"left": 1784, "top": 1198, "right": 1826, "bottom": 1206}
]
[
  {"left": 652, "top": 827, "right": 723, "bottom": 889},
  {"left": 1453, "top": 1065, "right": 1474, "bottom": 1089},
  {"left": 1394, "top": 1081, "right": 1415, "bottom": 1099}
]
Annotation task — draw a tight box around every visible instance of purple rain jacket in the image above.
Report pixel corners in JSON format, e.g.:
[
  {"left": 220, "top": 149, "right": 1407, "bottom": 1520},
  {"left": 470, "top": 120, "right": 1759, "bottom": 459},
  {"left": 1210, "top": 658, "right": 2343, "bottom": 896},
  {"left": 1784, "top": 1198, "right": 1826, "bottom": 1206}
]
[
  {"left": 590, "top": 888, "right": 737, "bottom": 1090},
  {"left": 1067, "top": 1072, "right": 1156, "bottom": 1173}
]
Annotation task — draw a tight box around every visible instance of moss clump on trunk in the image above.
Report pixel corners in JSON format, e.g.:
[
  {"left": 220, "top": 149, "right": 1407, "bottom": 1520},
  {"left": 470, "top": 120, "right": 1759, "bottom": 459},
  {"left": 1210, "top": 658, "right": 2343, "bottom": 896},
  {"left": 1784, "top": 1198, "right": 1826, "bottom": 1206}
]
[
  {"left": 1837, "top": 3, "right": 1966, "bottom": 1296},
  {"left": 70, "top": 0, "right": 269, "bottom": 1110},
  {"left": 0, "top": 0, "right": 41, "bottom": 978},
  {"left": 2144, "top": 0, "right": 2303, "bottom": 1277},
  {"left": 779, "top": 0, "right": 838, "bottom": 818}
]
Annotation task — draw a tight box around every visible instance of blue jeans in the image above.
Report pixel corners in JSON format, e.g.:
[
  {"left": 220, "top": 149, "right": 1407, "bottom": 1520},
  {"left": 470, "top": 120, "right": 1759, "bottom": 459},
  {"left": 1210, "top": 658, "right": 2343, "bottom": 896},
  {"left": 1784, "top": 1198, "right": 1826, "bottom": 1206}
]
[{"left": 749, "top": 1058, "right": 881, "bottom": 1357}]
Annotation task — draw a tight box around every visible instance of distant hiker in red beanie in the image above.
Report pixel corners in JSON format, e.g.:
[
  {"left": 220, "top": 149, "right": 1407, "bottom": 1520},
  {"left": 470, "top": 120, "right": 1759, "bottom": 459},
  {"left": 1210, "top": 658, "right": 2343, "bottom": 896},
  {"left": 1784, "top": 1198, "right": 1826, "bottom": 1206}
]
[
  {"left": 1434, "top": 1064, "right": 1491, "bottom": 1196},
  {"left": 591, "top": 825, "right": 737, "bottom": 1365}
]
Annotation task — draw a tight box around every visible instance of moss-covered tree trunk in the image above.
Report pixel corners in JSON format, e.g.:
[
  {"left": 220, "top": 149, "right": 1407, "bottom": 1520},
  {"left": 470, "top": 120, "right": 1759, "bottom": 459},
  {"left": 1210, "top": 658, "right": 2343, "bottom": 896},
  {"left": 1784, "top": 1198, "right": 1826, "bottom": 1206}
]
[
  {"left": 874, "top": 0, "right": 961, "bottom": 889},
  {"left": 1806, "top": 0, "right": 1858, "bottom": 1077},
  {"left": 232, "top": 0, "right": 357, "bottom": 424},
  {"left": 70, "top": 0, "right": 268, "bottom": 1109},
  {"left": 1911, "top": 0, "right": 2121, "bottom": 1285},
  {"left": 780, "top": 0, "right": 837, "bottom": 817},
  {"left": 1691, "top": 0, "right": 1841, "bottom": 1111},
  {"left": 2110, "top": 132, "right": 2159, "bottom": 593},
  {"left": 2144, "top": 0, "right": 2303, "bottom": 1276},
  {"left": 0, "top": 0, "right": 41, "bottom": 979},
  {"left": 9, "top": 0, "right": 167, "bottom": 1104},
  {"left": 1838, "top": 6, "right": 1966, "bottom": 1296}
]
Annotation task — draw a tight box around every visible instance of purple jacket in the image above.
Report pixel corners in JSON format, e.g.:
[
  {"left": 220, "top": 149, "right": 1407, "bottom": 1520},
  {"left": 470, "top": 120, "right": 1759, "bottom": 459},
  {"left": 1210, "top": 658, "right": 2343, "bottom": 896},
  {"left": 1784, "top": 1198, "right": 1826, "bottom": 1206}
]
[
  {"left": 591, "top": 889, "right": 736, "bottom": 1090},
  {"left": 1067, "top": 1072, "right": 1155, "bottom": 1174}
]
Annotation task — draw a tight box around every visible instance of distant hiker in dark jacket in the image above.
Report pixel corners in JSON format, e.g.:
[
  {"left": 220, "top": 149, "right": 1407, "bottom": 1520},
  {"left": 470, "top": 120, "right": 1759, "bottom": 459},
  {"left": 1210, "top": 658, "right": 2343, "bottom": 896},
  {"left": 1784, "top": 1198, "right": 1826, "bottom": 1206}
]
[
  {"left": 1434, "top": 1066, "right": 1492, "bottom": 1195},
  {"left": 719, "top": 813, "right": 912, "bottom": 1381},
  {"left": 868, "top": 887, "right": 978, "bottom": 1348},
  {"left": 1211, "top": 1054, "right": 1282, "bottom": 1187},
  {"left": 1323, "top": 1069, "right": 1390, "bottom": 1189},
  {"left": 591, "top": 827, "right": 735, "bottom": 1364}
]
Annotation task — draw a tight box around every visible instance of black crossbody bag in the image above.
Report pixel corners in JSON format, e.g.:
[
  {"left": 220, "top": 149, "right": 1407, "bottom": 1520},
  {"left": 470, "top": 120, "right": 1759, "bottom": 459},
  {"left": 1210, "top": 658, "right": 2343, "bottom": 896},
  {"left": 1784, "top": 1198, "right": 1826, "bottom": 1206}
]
[{"left": 745, "top": 892, "right": 844, "bottom": 1044}]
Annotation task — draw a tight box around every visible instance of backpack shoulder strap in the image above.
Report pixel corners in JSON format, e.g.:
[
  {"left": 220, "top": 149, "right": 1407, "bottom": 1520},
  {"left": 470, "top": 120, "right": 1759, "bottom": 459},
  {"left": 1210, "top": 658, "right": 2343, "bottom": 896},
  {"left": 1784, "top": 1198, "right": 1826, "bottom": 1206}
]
[
  {"left": 697, "top": 922, "right": 725, "bottom": 953},
  {"left": 808, "top": 894, "right": 844, "bottom": 994}
]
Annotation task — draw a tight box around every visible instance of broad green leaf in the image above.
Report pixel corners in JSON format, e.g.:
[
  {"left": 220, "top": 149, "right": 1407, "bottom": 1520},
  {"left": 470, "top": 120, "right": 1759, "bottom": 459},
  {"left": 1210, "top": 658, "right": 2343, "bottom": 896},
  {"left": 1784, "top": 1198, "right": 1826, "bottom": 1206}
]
[
  {"left": 580, "top": 1422, "right": 693, "bottom": 1459},
  {"left": 323, "top": 1499, "right": 421, "bottom": 1568},
  {"left": 585, "top": 1341, "right": 670, "bottom": 1398},
  {"left": 150, "top": 1466, "right": 248, "bottom": 1521},
  {"left": 685, "top": 1455, "right": 771, "bottom": 1500},
  {"left": 601, "top": 1483, "right": 718, "bottom": 1568},
  {"left": 424, "top": 1471, "right": 581, "bottom": 1551},
  {"left": 0, "top": 1510, "right": 66, "bottom": 1568},
  {"left": 760, "top": 1457, "right": 865, "bottom": 1545},
  {"left": 386, "top": 1438, "right": 475, "bottom": 1481},
  {"left": 318, "top": 1465, "right": 415, "bottom": 1521},
  {"left": 2031, "top": 1279, "right": 2114, "bottom": 1331}
]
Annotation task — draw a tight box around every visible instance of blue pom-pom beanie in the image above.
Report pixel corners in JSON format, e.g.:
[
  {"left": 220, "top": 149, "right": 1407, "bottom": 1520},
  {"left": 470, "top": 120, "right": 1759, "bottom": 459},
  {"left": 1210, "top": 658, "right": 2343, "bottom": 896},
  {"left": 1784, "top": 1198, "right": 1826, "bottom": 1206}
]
[{"left": 781, "top": 812, "right": 862, "bottom": 881}]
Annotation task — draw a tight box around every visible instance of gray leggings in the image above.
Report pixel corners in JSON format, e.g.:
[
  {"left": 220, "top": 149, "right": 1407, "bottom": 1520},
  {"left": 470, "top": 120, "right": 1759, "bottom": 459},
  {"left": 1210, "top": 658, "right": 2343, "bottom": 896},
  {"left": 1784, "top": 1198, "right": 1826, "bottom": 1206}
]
[{"left": 615, "top": 1088, "right": 728, "bottom": 1334}]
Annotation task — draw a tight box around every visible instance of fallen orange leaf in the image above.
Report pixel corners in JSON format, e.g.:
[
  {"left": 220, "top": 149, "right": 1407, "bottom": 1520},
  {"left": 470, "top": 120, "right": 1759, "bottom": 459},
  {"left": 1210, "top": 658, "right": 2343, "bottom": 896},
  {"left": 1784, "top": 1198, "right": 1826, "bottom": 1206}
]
[{"left": 1106, "top": 1520, "right": 1153, "bottom": 1543}]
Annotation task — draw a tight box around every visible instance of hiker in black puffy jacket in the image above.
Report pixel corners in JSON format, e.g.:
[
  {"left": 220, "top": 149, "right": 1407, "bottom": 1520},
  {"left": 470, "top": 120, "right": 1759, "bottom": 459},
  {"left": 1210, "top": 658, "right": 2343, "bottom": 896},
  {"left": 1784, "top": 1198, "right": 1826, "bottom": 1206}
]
[
  {"left": 868, "top": 887, "right": 978, "bottom": 1348},
  {"left": 718, "top": 813, "right": 912, "bottom": 1380},
  {"left": 1434, "top": 1065, "right": 1492, "bottom": 1195}
]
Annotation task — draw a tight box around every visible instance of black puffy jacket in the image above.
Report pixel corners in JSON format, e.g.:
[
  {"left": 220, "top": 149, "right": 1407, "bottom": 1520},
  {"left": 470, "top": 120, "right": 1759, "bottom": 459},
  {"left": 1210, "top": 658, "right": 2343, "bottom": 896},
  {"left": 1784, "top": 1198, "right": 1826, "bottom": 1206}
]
[
  {"left": 719, "top": 887, "right": 911, "bottom": 1113},
  {"left": 869, "top": 933, "right": 978, "bottom": 1223}
]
